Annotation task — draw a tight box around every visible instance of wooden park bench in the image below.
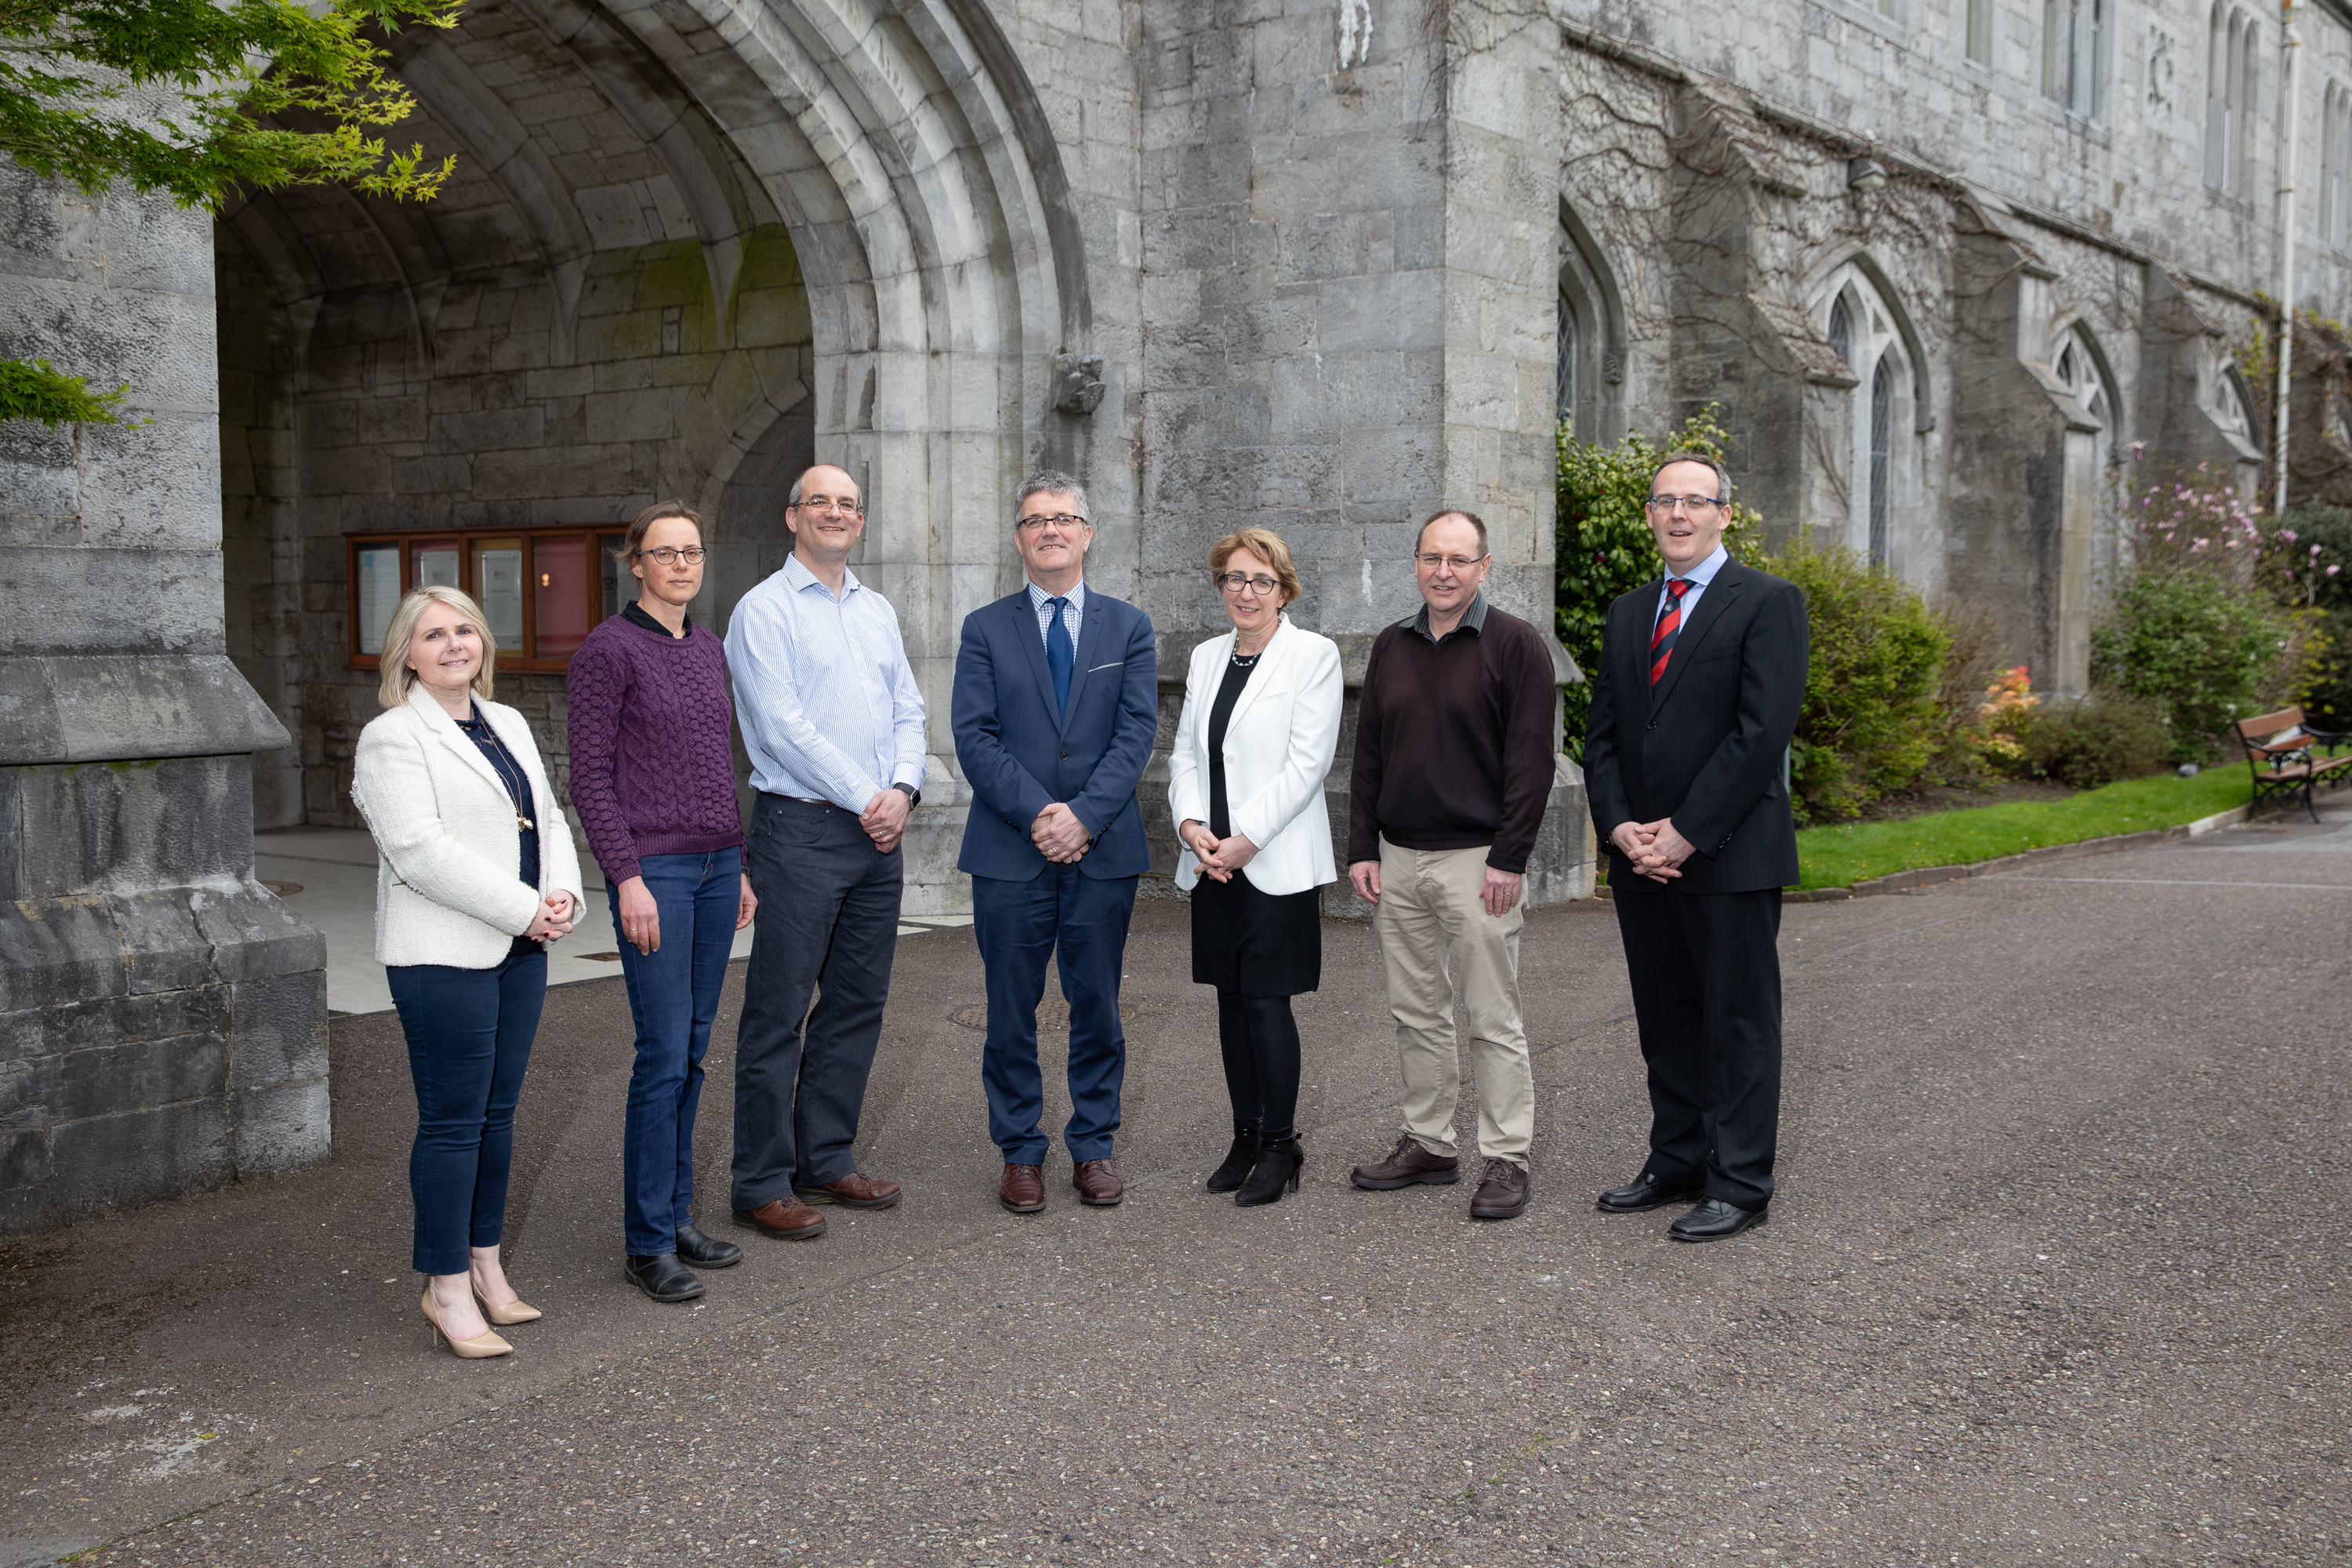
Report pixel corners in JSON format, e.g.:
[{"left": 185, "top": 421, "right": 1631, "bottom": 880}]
[{"left": 2234, "top": 706, "right": 2352, "bottom": 822}]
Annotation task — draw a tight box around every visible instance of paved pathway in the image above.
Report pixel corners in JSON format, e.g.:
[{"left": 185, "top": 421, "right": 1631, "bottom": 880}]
[{"left": 4, "top": 808, "right": 2348, "bottom": 1566}]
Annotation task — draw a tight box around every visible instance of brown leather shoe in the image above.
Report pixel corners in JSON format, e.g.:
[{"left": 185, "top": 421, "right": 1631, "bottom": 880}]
[
  {"left": 999, "top": 1163, "right": 1045, "bottom": 1214},
  {"left": 1350, "top": 1134, "right": 1462, "bottom": 1190},
  {"left": 1469, "top": 1159, "right": 1530, "bottom": 1220},
  {"left": 793, "top": 1171, "right": 902, "bottom": 1209},
  {"left": 1072, "top": 1157, "right": 1123, "bottom": 1207},
  {"left": 731, "top": 1197, "right": 827, "bottom": 1240}
]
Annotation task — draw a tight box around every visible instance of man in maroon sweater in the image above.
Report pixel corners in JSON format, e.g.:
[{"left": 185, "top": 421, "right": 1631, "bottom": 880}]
[{"left": 1345, "top": 509, "right": 1558, "bottom": 1220}]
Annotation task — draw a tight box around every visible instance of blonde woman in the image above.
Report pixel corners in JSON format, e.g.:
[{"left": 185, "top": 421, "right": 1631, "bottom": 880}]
[
  {"left": 1167, "top": 528, "right": 1343, "bottom": 1207},
  {"left": 352, "top": 585, "right": 583, "bottom": 1359}
]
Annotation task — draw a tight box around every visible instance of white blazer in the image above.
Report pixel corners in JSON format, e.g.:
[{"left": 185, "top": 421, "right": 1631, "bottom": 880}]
[
  {"left": 1167, "top": 615, "right": 1344, "bottom": 897},
  {"left": 350, "top": 685, "right": 585, "bottom": 970}
]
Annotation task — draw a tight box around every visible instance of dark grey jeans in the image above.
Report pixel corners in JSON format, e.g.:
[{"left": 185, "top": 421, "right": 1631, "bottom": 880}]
[{"left": 730, "top": 793, "right": 903, "bottom": 1210}]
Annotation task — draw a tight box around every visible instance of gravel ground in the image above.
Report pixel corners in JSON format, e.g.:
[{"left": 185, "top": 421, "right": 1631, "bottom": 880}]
[{"left": 3, "top": 811, "right": 2348, "bottom": 1566}]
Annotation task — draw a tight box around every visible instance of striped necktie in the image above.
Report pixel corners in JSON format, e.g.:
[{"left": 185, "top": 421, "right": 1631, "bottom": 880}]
[{"left": 1650, "top": 578, "right": 1692, "bottom": 686}]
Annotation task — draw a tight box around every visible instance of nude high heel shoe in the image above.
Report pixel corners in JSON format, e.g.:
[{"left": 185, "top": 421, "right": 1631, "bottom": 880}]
[
  {"left": 420, "top": 1289, "right": 513, "bottom": 1359},
  {"left": 471, "top": 1279, "right": 543, "bottom": 1326}
]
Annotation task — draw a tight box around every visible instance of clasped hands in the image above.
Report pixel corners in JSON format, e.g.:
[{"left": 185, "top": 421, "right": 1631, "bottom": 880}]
[
  {"left": 1178, "top": 818, "right": 1258, "bottom": 882},
  {"left": 1032, "top": 801, "right": 1092, "bottom": 864},
  {"left": 524, "top": 890, "right": 577, "bottom": 943},
  {"left": 1611, "top": 818, "right": 1697, "bottom": 883}
]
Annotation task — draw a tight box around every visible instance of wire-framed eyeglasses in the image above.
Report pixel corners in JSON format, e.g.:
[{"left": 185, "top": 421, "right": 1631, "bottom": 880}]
[{"left": 1645, "top": 495, "right": 1726, "bottom": 516}]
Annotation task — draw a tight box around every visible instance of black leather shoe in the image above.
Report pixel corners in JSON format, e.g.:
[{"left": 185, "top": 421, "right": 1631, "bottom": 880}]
[
  {"left": 1668, "top": 1198, "right": 1769, "bottom": 1242},
  {"left": 674, "top": 1222, "right": 741, "bottom": 1269},
  {"left": 623, "top": 1252, "right": 706, "bottom": 1302},
  {"left": 1595, "top": 1173, "right": 1706, "bottom": 1213}
]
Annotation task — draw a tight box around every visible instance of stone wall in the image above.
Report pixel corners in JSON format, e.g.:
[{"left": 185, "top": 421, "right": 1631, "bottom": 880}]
[{"left": 0, "top": 166, "right": 329, "bottom": 1234}]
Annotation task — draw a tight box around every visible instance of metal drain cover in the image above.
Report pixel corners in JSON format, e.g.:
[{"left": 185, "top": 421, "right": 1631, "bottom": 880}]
[{"left": 951, "top": 1000, "right": 1136, "bottom": 1032}]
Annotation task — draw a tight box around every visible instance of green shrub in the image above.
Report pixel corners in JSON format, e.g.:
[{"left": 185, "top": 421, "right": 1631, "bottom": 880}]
[
  {"left": 2274, "top": 504, "right": 2352, "bottom": 726},
  {"left": 1555, "top": 410, "right": 1758, "bottom": 760},
  {"left": 2090, "top": 569, "right": 2294, "bottom": 760},
  {"left": 1749, "top": 538, "right": 1951, "bottom": 823},
  {"left": 2015, "top": 691, "right": 2172, "bottom": 788}
]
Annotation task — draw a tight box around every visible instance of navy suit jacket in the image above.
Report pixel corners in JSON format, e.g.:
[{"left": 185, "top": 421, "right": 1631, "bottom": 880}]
[
  {"left": 952, "top": 587, "right": 1160, "bottom": 881},
  {"left": 1584, "top": 559, "right": 1809, "bottom": 895}
]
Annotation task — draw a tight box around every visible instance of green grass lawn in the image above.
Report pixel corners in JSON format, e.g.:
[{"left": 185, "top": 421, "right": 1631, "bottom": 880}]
[{"left": 1791, "top": 768, "right": 2261, "bottom": 889}]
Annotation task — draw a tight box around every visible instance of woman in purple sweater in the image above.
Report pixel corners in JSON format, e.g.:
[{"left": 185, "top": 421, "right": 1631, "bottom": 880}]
[{"left": 567, "top": 501, "right": 757, "bottom": 1304}]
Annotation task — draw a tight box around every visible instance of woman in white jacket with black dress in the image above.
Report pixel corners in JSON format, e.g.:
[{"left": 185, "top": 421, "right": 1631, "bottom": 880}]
[
  {"left": 1168, "top": 528, "right": 1344, "bottom": 1206},
  {"left": 351, "top": 585, "right": 583, "bottom": 1359}
]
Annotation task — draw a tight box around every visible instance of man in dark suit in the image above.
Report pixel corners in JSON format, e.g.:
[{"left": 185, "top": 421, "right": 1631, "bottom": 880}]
[
  {"left": 952, "top": 470, "right": 1160, "bottom": 1214},
  {"left": 1584, "top": 452, "right": 1809, "bottom": 1242}
]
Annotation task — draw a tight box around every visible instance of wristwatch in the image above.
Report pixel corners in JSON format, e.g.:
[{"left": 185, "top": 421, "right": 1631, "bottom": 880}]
[{"left": 892, "top": 782, "right": 921, "bottom": 808}]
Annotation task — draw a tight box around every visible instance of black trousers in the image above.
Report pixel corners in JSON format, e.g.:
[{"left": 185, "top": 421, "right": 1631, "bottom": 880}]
[
  {"left": 731, "top": 794, "right": 902, "bottom": 1210},
  {"left": 1610, "top": 884, "right": 1784, "bottom": 1210}
]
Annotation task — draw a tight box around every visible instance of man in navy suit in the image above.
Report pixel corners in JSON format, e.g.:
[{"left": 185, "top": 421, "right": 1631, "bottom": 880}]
[
  {"left": 951, "top": 470, "right": 1160, "bottom": 1214},
  {"left": 1584, "top": 452, "right": 1809, "bottom": 1243}
]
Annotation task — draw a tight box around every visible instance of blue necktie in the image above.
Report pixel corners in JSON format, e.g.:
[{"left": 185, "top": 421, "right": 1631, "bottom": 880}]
[{"left": 1046, "top": 596, "right": 1074, "bottom": 717}]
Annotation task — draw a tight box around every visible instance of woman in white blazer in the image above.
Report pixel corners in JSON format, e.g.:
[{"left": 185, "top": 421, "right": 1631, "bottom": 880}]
[
  {"left": 351, "top": 585, "right": 583, "bottom": 1359},
  {"left": 1167, "top": 527, "right": 1344, "bottom": 1207}
]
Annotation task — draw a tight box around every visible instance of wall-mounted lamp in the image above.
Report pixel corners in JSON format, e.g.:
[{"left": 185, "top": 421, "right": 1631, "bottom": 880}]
[{"left": 1846, "top": 157, "right": 1889, "bottom": 193}]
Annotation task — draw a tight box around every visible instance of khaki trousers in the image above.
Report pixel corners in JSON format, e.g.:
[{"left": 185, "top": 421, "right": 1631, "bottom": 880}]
[{"left": 1374, "top": 837, "right": 1533, "bottom": 1167}]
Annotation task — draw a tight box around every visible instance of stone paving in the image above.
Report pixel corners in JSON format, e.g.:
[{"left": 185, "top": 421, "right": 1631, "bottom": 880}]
[{"left": 3, "top": 808, "right": 2350, "bottom": 1566}]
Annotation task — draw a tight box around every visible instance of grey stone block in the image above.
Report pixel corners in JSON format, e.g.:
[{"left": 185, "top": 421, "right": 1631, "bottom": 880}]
[
  {"left": 48, "top": 1098, "right": 232, "bottom": 1214},
  {"left": 0, "top": 985, "right": 227, "bottom": 1064},
  {"left": 233, "top": 1076, "right": 331, "bottom": 1178},
  {"left": 0, "top": 1125, "right": 45, "bottom": 1189},
  {"left": 0, "top": 655, "right": 288, "bottom": 765},
  {"left": 109, "top": 890, "right": 216, "bottom": 997},
  {"left": 229, "top": 971, "right": 329, "bottom": 1094},
  {"left": 193, "top": 882, "right": 328, "bottom": 981},
  {"left": 0, "top": 896, "right": 125, "bottom": 1014},
  {"left": 53, "top": 1031, "right": 227, "bottom": 1125},
  {"left": 0, "top": 766, "right": 18, "bottom": 899}
]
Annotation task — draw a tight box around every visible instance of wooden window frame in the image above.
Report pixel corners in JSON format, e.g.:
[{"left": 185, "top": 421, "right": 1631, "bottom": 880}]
[{"left": 346, "top": 524, "right": 631, "bottom": 673}]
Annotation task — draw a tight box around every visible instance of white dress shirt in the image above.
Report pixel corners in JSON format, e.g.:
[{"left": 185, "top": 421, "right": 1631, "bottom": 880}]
[
  {"left": 725, "top": 552, "right": 927, "bottom": 810},
  {"left": 1654, "top": 543, "right": 1730, "bottom": 625}
]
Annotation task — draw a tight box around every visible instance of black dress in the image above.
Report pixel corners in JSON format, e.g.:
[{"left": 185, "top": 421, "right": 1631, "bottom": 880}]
[{"left": 1189, "top": 651, "right": 1322, "bottom": 997}]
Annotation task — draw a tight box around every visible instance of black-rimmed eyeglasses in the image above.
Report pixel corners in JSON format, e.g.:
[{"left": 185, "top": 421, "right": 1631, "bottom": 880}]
[{"left": 633, "top": 546, "right": 708, "bottom": 564}]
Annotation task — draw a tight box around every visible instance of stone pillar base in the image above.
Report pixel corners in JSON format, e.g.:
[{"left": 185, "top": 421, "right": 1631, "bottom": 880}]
[{"left": 0, "top": 756, "right": 328, "bottom": 1235}]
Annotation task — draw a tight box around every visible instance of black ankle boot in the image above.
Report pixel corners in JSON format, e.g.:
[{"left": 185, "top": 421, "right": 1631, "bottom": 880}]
[
  {"left": 1236, "top": 1135, "right": 1304, "bottom": 1207},
  {"left": 1207, "top": 1120, "right": 1265, "bottom": 1192}
]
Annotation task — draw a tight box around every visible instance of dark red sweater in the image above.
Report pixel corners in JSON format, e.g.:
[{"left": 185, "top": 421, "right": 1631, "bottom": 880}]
[{"left": 1346, "top": 597, "right": 1557, "bottom": 874}]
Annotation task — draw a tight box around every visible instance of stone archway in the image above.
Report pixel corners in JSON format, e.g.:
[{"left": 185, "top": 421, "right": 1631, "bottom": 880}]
[{"left": 216, "top": 0, "right": 1102, "bottom": 912}]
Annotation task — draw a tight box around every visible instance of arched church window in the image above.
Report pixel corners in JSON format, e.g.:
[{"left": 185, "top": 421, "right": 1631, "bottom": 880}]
[
  {"left": 1814, "top": 267, "right": 1919, "bottom": 575},
  {"left": 2324, "top": 82, "right": 2352, "bottom": 249},
  {"left": 1870, "top": 360, "right": 1894, "bottom": 567},
  {"left": 1557, "top": 288, "right": 1579, "bottom": 426},
  {"left": 2043, "top": 0, "right": 2105, "bottom": 115},
  {"left": 2055, "top": 328, "right": 2118, "bottom": 477},
  {"left": 2209, "top": 5, "right": 2258, "bottom": 194}
]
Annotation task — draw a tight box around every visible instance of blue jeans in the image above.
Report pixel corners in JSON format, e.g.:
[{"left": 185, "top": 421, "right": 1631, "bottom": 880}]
[
  {"left": 608, "top": 847, "right": 741, "bottom": 1256},
  {"left": 387, "top": 947, "right": 547, "bottom": 1276},
  {"left": 971, "top": 865, "right": 1138, "bottom": 1164}
]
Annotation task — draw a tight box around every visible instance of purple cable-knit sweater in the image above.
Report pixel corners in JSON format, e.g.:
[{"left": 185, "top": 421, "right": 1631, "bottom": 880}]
[{"left": 564, "top": 612, "right": 746, "bottom": 885}]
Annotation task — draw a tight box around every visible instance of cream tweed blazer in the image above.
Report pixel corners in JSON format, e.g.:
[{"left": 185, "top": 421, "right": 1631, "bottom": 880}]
[{"left": 351, "top": 685, "right": 585, "bottom": 970}]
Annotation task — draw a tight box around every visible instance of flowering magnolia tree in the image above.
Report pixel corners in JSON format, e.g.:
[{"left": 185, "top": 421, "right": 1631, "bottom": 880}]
[{"left": 2095, "top": 448, "right": 2314, "bottom": 758}]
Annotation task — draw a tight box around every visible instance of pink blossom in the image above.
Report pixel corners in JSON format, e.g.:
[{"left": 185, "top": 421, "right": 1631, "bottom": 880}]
[{"left": 2332, "top": 564, "right": 2343, "bottom": 576}]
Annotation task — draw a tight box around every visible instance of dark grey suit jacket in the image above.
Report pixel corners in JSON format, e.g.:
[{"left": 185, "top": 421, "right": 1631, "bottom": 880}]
[{"left": 1584, "top": 559, "right": 1809, "bottom": 895}]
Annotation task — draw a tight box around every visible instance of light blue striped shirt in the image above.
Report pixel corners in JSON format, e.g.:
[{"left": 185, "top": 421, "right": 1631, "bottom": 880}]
[
  {"left": 1026, "top": 577, "right": 1087, "bottom": 648},
  {"left": 725, "top": 553, "right": 926, "bottom": 810}
]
